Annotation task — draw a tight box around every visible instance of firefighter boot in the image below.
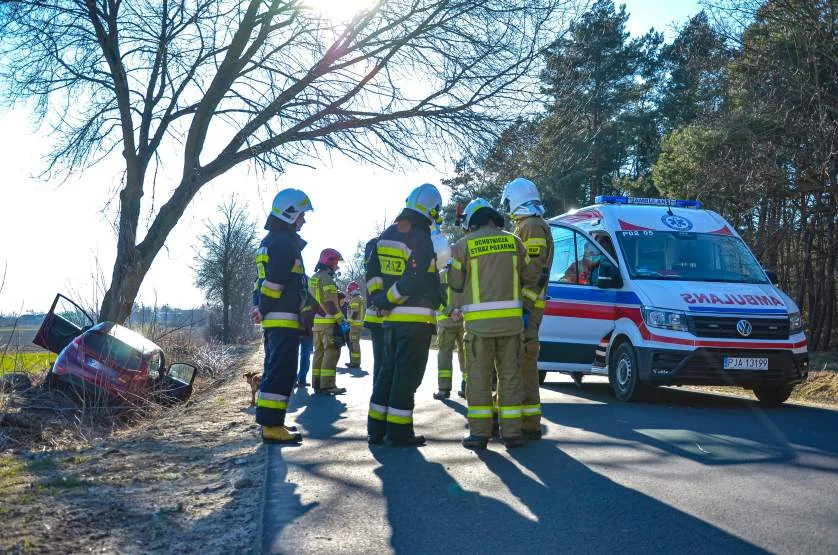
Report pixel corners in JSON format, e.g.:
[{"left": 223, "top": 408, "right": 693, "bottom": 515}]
[
  {"left": 433, "top": 390, "right": 450, "bottom": 400},
  {"left": 318, "top": 386, "right": 346, "bottom": 395},
  {"left": 462, "top": 434, "right": 489, "bottom": 450},
  {"left": 503, "top": 435, "right": 526, "bottom": 449},
  {"left": 385, "top": 434, "right": 426, "bottom": 447},
  {"left": 262, "top": 426, "right": 302, "bottom": 444}
]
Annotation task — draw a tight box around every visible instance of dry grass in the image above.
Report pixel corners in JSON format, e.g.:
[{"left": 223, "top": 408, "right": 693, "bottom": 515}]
[{"left": 0, "top": 328, "right": 256, "bottom": 453}]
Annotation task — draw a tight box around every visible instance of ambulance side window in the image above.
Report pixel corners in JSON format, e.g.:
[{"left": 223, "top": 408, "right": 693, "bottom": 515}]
[{"left": 550, "top": 226, "right": 577, "bottom": 284}]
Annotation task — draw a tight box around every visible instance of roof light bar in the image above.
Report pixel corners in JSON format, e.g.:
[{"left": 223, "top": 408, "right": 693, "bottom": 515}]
[{"left": 595, "top": 195, "right": 702, "bottom": 209}]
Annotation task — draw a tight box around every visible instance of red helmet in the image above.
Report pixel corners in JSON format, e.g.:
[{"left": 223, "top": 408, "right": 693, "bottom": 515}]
[
  {"left": 347, "top": 281, "right": 360, "bottom": 294},
  {"left": 319, "top": 248, "right": 343, "bottom": 268}
]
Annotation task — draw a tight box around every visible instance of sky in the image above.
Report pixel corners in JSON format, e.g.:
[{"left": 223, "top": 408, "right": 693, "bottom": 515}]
[{"left": 0, "top": 0, "right": 700, "bottom": 315}]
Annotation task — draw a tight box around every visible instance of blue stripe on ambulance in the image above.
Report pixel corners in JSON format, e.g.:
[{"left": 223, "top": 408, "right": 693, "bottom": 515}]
[{"left": 546, "top": 284, "right": 641, "bottom": 305}]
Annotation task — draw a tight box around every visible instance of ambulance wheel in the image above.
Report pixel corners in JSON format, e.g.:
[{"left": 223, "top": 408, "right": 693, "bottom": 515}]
[
  {"left": 753, "top": 385, "right": 793, "bottom": 406},
  {"left": 610, "top": 342, "right": 643, "bottom": 402},
  {"left": 538, "top": 371, "right": 547, "bottom": 385}
]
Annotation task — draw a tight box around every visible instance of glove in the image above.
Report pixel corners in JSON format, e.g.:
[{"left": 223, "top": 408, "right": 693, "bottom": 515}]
[
  {"left": 522, "top": 311, "right": 530, "bottom": 330},
  {"left": 332, "top": 324, "right": 346, "bottom": 348},
  {"left": 340, "top": 321, "right": 350, "bottom": 335}
]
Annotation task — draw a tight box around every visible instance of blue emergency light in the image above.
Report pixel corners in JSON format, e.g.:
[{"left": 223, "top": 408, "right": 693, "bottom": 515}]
[{"left": 595, "top": 195, "right": 702, "bottom": 209}]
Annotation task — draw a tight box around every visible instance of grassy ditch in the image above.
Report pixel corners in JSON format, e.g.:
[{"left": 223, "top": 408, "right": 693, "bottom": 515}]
[{"left": 0, "top": 351, "right": 55, "bottom": 374}]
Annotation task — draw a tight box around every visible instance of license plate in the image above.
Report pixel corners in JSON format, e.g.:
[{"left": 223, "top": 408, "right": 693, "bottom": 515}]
[{"left": 723, "top": 357, "right": 768, "bottom": 371}]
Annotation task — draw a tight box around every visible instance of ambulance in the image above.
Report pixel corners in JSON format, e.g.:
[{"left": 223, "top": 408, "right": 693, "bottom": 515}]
[{"left": 538, "top": 196, "right": 808, "bottom": 405}]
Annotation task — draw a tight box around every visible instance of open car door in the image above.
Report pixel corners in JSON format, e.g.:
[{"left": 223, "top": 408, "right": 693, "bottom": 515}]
[
  {"left": 157, "top": 363, "right": 198, "bottom": 404},
  {"left": 33, "top": 294, "right": 95, "bottom": 354}
]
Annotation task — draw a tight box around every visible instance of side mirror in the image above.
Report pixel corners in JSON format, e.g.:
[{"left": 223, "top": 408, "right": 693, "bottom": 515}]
[
  {"left": 597, "top": 262, "right": 623, "bottom": 289},
  {"left": 765, "top": 269, "right": 778, "bottom": 284}
]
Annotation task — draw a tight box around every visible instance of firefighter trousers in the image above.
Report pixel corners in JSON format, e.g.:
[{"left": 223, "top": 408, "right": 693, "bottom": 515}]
[
  {"left": 437, "top": 325, "right": 464, "bottom": 392},
  {"left": 521, "top": 309, "right": 544, "bottom": 433},
  {"left": 349, "top": 325, "right": 363, "bottom": 366},
  {"left": 366, "top": 323, "right": 385, "bottom": 383},
  {"left": 465, "top": 332, "right": 523, "bottom": 439},
  {"left": 368, "top": 323, "right": 433, "bottom": 442},
  {"left": 312, "top": 327, "right": 339, "bottom": 390},
  {"left": 256, "top": 328, "right": 300, "bottom": 427}
]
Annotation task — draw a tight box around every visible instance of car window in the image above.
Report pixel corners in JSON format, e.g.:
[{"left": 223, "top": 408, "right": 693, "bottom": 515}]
[
  {"left": 83, "top": 331, "right": 143, "bottom": 370},
  {"left": 550, "top": 226, "right": 607, "bottom": 286},
  {"left": 550, "top": 226, "right": 576, "bottom": 283},
  {"left": 147, "top": 351, "right": 163, "bottom": 379}
]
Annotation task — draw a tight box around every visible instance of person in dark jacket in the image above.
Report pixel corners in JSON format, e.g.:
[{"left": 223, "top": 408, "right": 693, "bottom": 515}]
[
  {"left": 250, "top": 188, "right": 314, "bottom": 444},
  {"left": 366, "top": 183, "right": 444, "bottom": 447}
]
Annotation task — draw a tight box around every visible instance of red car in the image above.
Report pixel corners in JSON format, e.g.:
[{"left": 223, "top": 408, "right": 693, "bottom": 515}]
[{"left": 34, "top": 294, "right": 196, "bottom": 405}]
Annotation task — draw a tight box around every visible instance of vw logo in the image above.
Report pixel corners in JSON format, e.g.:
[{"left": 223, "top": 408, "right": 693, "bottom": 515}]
[{"left": 736, "top": 319, "right": 753, "bottom": 337}]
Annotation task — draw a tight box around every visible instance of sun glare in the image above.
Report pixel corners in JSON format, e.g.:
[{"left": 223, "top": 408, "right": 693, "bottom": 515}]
[{"left": 303, "top": 0, "right": 379, "bottom": 22}]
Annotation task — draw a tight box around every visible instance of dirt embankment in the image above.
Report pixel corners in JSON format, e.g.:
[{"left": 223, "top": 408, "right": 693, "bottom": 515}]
[{"left": 1, "top": 346, "right": 266, "bottom": 554}]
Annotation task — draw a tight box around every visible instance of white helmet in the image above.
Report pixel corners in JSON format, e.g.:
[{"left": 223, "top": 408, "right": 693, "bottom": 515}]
[
  {"left": 271, "top": 188, "right": 313, "bottom": 223},
  {"left": 431, "top": 227, "right": 452, "bottom": 270},
  {"left": 405, "top": 183, "right": 443, "bottom": 224},
  {"left": 462, "top": 197, "right": 496, "bottom": 229},
  {"left": 501, "top": 177, "right": 545, "bottom": 217}
]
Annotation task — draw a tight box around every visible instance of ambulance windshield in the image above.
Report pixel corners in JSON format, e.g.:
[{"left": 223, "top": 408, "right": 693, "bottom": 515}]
[{"left": 616, "top": 231, "right": 769, "bottom": 283}]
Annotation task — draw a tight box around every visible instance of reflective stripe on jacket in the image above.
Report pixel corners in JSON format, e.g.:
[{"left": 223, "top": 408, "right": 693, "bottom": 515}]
[
  {"left": 514, "top": 216, "right": 554, "bottom": 310},
  {"left": 447, "top": 227, "right": 538, "bottom": 337},
  {"left": 253, "top": 226, "right": 308, "bottom": 330},
  {"left": 309, "top": 268, "right": 344, "bottom": 329}
]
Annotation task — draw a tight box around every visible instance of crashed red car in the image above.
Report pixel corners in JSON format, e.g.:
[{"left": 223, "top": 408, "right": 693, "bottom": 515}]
[{"left": 34, "top": 294, "right": 197, "bottom": 404}]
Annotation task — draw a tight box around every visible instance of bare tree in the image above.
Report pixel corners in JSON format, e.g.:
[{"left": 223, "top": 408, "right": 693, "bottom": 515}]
[
  {"left": 0, "top": 0, "right": 582, "bottom": 323},
  {"left": 194, "top": 196, "right": 257, "bottom": 343}
]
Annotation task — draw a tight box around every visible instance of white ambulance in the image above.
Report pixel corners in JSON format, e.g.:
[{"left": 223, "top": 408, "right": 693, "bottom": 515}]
[{"left": 538, "top": 196, "right": 809, "bottom": 405}]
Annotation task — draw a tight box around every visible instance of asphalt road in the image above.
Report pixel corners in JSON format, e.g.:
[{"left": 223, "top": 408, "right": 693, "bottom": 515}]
[{"left": 261, "top": 340, "right": 838, "bottom": 554}]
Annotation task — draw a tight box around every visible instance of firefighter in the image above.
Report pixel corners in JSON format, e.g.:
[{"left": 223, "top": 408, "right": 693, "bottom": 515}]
[
  {"left": 500, "top": 177, "right": 554, "bottom": 439},
  {"left": 433, "top": 267, "right": 465, "bottom": 400},
  {"left": 366, "top": 183, "right": 444, "bottom": 447},
  {"left": 447, "top": 198, "right": 540, "bottom": 450},
  {"left": 346, "top": 281, "right": 365, "bottom": 368},
  {"left": 250, "top": 188, "right": 314, "bottom": 444},
  {"left": 309, "top": 248, "right": 348, "bottom": 395},
  {"left": 363, "top": 237, "right": 386, "bottom": 382}
]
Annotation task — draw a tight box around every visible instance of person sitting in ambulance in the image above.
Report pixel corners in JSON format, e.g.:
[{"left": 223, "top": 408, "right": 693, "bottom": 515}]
[{"left": 564, "top": 241, "right": 605, "bottom": 285}]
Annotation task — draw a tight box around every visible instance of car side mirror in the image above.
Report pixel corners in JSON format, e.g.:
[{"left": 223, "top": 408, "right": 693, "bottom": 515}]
[
  {"left": 765, "top": 269, "right": 778, "bottom": 284},
  {"left": 597, "top": 262, "right": 622, "bottom": 289}
]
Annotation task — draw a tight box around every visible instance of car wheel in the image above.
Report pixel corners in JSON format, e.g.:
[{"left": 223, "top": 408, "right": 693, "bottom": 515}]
[
  {"left": 609, "top": 341, "right": 643, "bottom": 401},
  {"left": 538, "top": 371, "right": 547, "bottom": 385},
  {"left": 753, "top": 385, "right": 793, "bottom": 406}
]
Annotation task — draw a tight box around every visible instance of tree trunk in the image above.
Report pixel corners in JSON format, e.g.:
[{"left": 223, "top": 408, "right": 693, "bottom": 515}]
[
  {"left": 99, "top": 252, "right": 151, "bottom": 324},
  {"left": 222, "top": 288, "right": 230, "bottom": 344}
]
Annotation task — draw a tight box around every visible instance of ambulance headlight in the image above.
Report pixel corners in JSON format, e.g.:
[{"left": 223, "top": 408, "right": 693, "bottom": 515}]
[
  {"left": 642, "top": 307, "right": 688, "bottom": 331},
  {"left": 788, "top": 312, "right": 803, "bottom": 333}
]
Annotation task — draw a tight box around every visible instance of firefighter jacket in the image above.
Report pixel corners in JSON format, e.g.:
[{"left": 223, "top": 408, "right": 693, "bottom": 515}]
[
  {"left": 363, "top": 237, "right": 385, "bottom": 327},
  {"left": 368, "top": 211, "right": 443, "bottom": 326},
  {"left": 309, "top": 267, "right": 345, "bottom": 330},
  {"left": 253, "top": 223, "right": 309, "bottom": 331},
  {"left": 514, "top": 215, "right": 554, "bottom": 310},
  {"left": 447, "top": 226, "right": 539, "bottom": 337},
  {"left": 348, "top": 293, "right": 365, "bottom": 326},
  {"left": 437, "top": 269, "right": 463, "bottom": 329}
]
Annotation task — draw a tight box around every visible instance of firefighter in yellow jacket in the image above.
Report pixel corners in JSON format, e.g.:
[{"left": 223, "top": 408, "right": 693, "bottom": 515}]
[
  {"left": 501, "top": 177, "right": 554, "bottom": 439},
  {"left": 346, "top": 281, "right": 364, "bottom": 368},
  {"left": 433, "top": 269, "right": 465, "bottom": 400},
  {"left": 309, "top": 248, "right": 347, "bottom": 395},
  {"left": 447, "top": 198, "right": 540, "bottom": 450}
]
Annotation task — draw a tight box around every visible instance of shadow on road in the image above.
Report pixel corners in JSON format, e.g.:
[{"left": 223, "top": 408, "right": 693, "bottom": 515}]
[
  {"left": 370, "top": 440, "right": 763, "bottom": 553},
  {"left": 474, "top": 441, "right": 765, "bottom": 553},
  {"left": 262, "top": 444, "right": 318, "bottom": 554},
  {"left": 290, "top": 387, "right": 347, "bottom": 440},
  {"left": 541, "top": 382, "right": 838, "bottom": 466}
]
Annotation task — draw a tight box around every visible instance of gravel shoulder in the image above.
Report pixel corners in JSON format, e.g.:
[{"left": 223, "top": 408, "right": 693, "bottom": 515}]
[{"left": 1, "top": 347, "right": 265, "bottom": 554}]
